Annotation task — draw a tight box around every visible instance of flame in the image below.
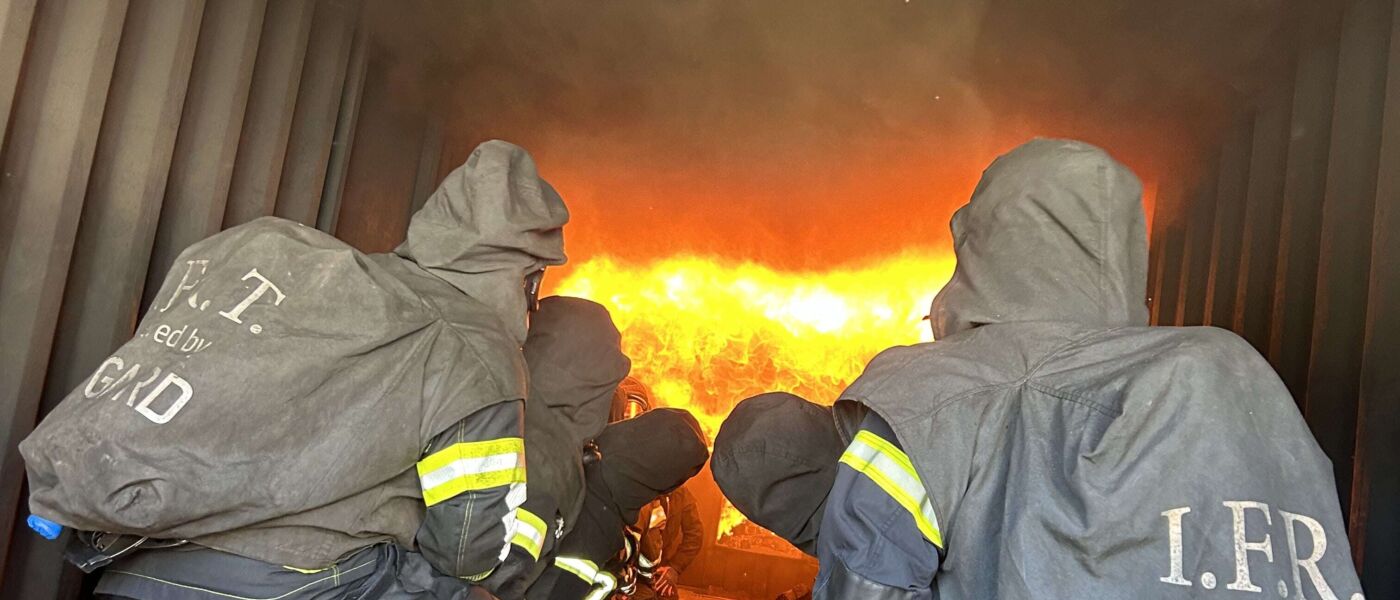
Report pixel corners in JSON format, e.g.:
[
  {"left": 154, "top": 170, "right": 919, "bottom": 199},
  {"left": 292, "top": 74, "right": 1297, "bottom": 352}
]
[{"left": 555, "top": 250, "right": 955, "bottom": 537}]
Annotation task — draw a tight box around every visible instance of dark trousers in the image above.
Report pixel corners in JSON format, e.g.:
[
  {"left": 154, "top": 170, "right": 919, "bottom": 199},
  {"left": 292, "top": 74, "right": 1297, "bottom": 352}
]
[{"left": 94, "top": 543, "right": 494, "bottom": 600}]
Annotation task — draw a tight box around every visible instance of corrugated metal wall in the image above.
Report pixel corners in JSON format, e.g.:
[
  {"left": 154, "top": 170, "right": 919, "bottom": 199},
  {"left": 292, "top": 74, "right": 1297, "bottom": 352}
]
[
  {"left": 0, "top": 1, "right": 444, "bottom": 596},
  {"left": 1147, "top": 0, "right": 1400, "bottom": 595}
]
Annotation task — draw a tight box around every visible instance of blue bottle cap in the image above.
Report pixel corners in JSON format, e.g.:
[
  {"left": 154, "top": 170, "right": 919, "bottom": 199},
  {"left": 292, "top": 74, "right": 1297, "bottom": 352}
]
[{"left": 26, "top": 515, "right": 62, "bottom": 540}]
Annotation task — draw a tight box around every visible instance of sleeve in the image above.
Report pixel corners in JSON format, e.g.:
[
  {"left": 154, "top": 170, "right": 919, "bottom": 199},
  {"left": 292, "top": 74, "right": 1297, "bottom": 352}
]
[
  {"left": 477, "top": 492, "right": 558, "bottom": 599},
  {"left": 531, "top": 503, "right": 625, "bottom": 600},
  {"left": 543, "top": 556, "right": 618, "bottom": 600},
  {"left": 416, "top": 400, "right": 527, "bottom": 580},
  {"left": 813, "top": 413, "right": 940, "bottom": 600},
  {"left": 664, "top": 489, "right": 703, "bottom": 574}
]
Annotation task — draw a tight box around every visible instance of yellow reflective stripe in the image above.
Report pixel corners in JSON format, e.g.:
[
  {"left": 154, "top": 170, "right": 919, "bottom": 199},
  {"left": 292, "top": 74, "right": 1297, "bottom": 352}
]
[
  {"left": 282, "top": 565, "right": 330, "bottom": 574},
  {"left": 555, "top": 556, "right": 600, "bottom": 582},
  {"left": 417, "top": 437, "right": 526, "bottom": 507},
  {"left": 840, "top": 430, "right": 944, "bottom": 548},
  {"left": 510, "top": 507, "right": 547, "bottom": 560},
  {"left": 107, "top": 559, "right": 375, "bottom": 600},
  {"left": 584, "top": 572, "right": 617, "bottom": 600},
  {"left": 461, "top": 567, "right": 494, "bottom": 582},
  {"left": 557, "top": 557, "right": 616, "bottom": 599}
]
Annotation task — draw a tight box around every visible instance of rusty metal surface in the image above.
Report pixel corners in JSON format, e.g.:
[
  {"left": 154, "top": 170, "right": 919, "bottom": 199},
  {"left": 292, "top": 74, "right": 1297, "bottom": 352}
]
[
  {"left": 221, "top": 0, "right": 315, "bottom": 228},
  {"left": 143, "top": 0, "right": 269, "bottom": 311},
  {"left": 1233, "top": 85, "right": 1293, "bottom": 352},
  {"left": 1203, "top": 118, "right": 1254, "bottom": 328},
  {"left": 275, "top": 0, "right": 362, "bottom": 226},
  {"left": 1269, "top": 5, "right": 1345, "bottom": 399},
  {"left": 1305, "top": 0, "right": 1394, "bottom": 523},
  {"left": 1352, "top": 0, "right": 1400, "bottom": 585},
  {"left": 0, "top": 0, "right": 36, "bottom": 151},
  {"left": 0, "top": 0, "right": 130, "bottom": 584},
  {"left": 1175, "top": 171, "right": 1219, "bottom": 326}
]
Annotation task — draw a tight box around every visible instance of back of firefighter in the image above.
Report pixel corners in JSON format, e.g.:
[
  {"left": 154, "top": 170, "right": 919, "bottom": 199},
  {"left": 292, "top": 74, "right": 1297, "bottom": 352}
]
[
  {"left": 22, "top": 140, "right": 568, "bottom": 599},
  {"left": 716, "top": 139, "right": 1367, "bottom": 600}
]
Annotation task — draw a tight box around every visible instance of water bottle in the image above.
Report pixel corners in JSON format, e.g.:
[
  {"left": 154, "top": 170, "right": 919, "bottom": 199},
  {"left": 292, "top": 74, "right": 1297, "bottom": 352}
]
[{"left": 26, "top": 514, "right": 63, "bottom": 540}]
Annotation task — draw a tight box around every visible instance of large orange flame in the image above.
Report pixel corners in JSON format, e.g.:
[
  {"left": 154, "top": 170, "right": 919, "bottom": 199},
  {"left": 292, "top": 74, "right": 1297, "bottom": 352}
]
[{"left": 554, "top": 250, "right": 955, "bottom": 537}]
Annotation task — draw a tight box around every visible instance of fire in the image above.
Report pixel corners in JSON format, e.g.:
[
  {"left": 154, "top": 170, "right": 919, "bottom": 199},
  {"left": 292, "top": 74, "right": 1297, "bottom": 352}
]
[{"left": 554, "top": 250, "right": 956, "bottom": 537}]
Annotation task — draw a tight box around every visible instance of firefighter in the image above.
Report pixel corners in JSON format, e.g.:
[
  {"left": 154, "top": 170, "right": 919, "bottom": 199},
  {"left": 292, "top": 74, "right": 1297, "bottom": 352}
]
[
  {"left": 22, "top": 140, "right": 568, "bottom": 599},
  {"left": 716, "top": 139, "right": 1367, "bottom": 599},
  {"left": 625, "top": 484, "right": 703, "bottom": 599},
  {"left": 525, "top": 408, "right": 709, "bottom": 600},
  {"left": 477, "top": 296, "right": 632, "bottom": 599},
  {"left": 711, "top": 392, "right": 848, "bottom": 557}
]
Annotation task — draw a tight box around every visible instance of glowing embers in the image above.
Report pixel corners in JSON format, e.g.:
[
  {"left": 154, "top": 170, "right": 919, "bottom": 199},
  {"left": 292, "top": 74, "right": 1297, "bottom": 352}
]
[{"left": 555, "top": 252, "right": 953, "bottom": 538}]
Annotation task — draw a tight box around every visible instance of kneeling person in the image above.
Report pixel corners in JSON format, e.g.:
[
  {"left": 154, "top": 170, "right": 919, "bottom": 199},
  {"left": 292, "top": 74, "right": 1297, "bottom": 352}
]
[
  {"left": 22, "top": 141, "right": 568, "bottom": 599},
  {"left": 527, "top": 409, "right": 709, "bottom": 600},
  {"left": 716, "top": 139, "right": 1365, "bottom": 600}
]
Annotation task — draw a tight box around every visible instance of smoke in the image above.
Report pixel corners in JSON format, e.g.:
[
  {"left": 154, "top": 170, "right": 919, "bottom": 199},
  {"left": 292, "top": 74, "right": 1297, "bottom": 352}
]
[{"left": 365, "top": 0, "right": 1293, "bottom": 269}]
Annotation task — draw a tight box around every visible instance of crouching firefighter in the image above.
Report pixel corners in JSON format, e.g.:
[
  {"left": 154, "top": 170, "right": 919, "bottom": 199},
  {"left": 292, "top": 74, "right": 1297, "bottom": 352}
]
[
  {"left": 617, "top": 484, "right": 702, "bottom": 600},
  {"left": 475, "top": 296, "right": 632, "bottom": 599},
  {"left": 525, "top": 409, "right": 709, "bottom": 600},
  {"left": 20, "top": 140, "right": 569, "bottom": 599},
  {"left": 715, "top": 139, "right": 1367, "bottom": 600}
]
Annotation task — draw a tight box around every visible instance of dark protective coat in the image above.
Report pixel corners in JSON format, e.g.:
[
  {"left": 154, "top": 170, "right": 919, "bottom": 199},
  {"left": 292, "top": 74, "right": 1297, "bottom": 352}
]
[
  {"left": 650, "top": 486, "right": 702, "bottom": 575},
  {"left": 523, "top": 296, "right": 631, "bottom": 537},
  {"left": 525, "top": 408, "right": 709, "bottom": 600},
  {"left": 478, "top": 296, "right": 631, "bottom": 598},
  {"left": 21, "top": 140, "right": 567, "bottom": 568},
  {"left": 839, "top": 139, "right": 1366, "bottom": 599}
]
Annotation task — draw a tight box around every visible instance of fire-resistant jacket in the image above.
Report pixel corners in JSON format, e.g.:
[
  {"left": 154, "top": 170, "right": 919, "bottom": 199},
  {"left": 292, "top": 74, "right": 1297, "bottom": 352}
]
[
  {"left": 478, "top": 296, "right": 631, "bottom": 599},
  {"left": 20, "top": 140, "right": 568, "bottom": 574},
  {"left": 832, "top": 139, "right": 1366, "bottom": 599},
  {"left": 526, "top": 409, "right": 708, "bottom": 600}
]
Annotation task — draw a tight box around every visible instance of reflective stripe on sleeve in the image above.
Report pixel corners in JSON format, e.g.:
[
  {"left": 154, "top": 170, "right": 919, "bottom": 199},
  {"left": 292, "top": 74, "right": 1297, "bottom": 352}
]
[
  {"left": 556, "top": 557, "right": 618, "bottom": 600},
  {"left": 417, "top": 437, "right": 526, "bottom": 507},
  {"left": 555, "top": 556, "right": 600, "bottom": 582},
  {"left": 584, "top": 572, "right": 618, "bottom": 600},
  {"left": 838, "top": 430, "right": 944, "bottom": 548},
  {"left": 510, "top": 507, "right": 548, "bottom": 560}
]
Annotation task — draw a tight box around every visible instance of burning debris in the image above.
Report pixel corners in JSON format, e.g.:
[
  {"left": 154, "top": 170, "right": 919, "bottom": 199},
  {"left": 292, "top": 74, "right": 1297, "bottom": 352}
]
[{"left": 555, "top": 252, "right": 953, "bottom": 539}]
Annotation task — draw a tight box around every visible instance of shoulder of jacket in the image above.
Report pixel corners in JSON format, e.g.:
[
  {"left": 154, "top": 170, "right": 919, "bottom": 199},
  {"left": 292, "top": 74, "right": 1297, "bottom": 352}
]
[
  {"left": 1071, "top": 325, "right": 1263, "bottom": 372},
  {"left": 842, "top": 336, "right": 1014, "bottom": 417},
  {"left": 372, "top": 255, "right": 528, "bottom": 398}
]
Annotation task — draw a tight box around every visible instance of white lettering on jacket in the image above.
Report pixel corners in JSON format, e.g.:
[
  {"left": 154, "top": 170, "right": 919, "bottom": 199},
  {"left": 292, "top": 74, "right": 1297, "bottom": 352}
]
[
  {"left": 155, "top": 261, "right": 288, "bottom": 335},
  {"left": 1157, "top": 502, "right": 1364, "bottom": 599},
  {"left": 84, "top": 357, "right": 192, "bottom": 425},
  {"left": 87, "top": 260, "right": 293, "bottom": 425}
]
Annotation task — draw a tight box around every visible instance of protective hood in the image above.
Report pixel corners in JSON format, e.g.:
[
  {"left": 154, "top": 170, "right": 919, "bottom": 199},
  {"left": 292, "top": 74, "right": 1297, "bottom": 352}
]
[
  {"left": 522, "top": 296, "right": 631, "bottom": 531},
  {"left": 396, "top": 140, "right": 569, "bottom": 344},
  {"left": 930, "top": 139, "right": 1148, "bottom": 339},
  {"left": 712, "top": 392, "right": 845, "bottom": 555},
  {"left": 593, "top": 408, "right": 709, "bottom": 525}
]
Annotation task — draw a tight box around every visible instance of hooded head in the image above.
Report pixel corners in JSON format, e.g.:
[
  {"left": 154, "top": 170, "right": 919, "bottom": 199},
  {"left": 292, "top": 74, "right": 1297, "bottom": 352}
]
[
  {"left": 396, "top": 140, "right": 569, "bottom": 344},
  {"left": 591, "top": 408, "right": 709, "bottom": 524},
  {"left": 712, "top": 392, "right": 845, "bottom": 555},
  {"left": 523, "top": 296, "right": 631, "bottom": 532},
  {"left": 930, "top": 138, "right": 1148, "bottom": 339}
]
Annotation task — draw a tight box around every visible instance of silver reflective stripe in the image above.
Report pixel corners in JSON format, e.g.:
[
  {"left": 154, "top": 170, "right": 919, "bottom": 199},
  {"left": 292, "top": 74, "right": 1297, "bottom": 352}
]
[
  {"left": 839, "top": 430, "right": 943, "bottom": 547},
  {"left": 494, "top": 482, "right": 528, "bottom": 562},
  {"left": 556, "top": 556, "right": 618, "bottom": 599}
]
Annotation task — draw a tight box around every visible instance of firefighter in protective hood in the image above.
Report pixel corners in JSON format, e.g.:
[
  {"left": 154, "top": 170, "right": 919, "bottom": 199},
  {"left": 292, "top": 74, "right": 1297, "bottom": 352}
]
[
  {"left": 524, "top": 408, "right": 709, "bottom": 600},
  {"left": 477, "top": 296, "right": 632, "bottom": 598},
  {"left": 21, "top": 140, "right": 568, "bottom": 599},
  {"left": 714, "top": 139, "right": 1367, "bottom": 600}
]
